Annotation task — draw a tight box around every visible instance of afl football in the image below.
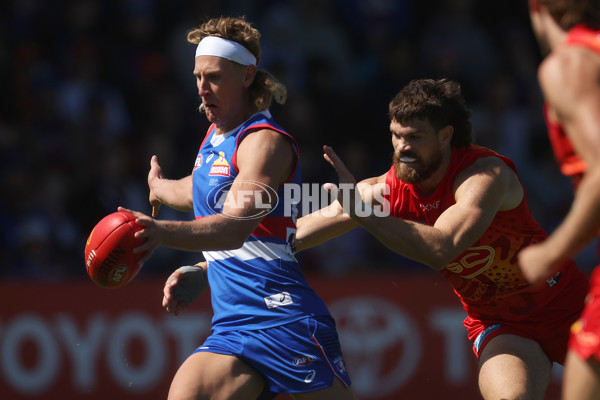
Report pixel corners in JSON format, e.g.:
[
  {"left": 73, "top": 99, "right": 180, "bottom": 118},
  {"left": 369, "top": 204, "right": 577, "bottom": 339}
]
[{"left": 84, "top": 211, "right": 145, "bottom": 288}]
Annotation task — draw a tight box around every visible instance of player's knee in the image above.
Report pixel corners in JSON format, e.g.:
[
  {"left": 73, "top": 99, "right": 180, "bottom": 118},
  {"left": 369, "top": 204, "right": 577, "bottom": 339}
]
[
  {"left": 479, "top": 378, "right": 542, "bottom": 400},
  {"left": 167, "top": 384, "right": 200, "bottom": 400}
]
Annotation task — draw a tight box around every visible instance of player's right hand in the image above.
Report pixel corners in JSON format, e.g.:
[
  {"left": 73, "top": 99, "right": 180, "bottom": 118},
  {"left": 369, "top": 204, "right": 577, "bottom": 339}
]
[
  {"left": 162, "top": 265, "right": 208, "bottom": 316},
  {"left": 323, "top": 145, "right": 361, "bottom": 218}
]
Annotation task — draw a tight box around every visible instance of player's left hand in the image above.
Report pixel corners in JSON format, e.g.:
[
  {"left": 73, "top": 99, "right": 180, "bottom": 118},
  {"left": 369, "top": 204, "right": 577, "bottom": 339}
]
[
  {"left": 162, "top": 265, "right": 208, "bottom": 316},
  {"left": 118, "top": 206, "right": 163, "bottom": 266}
]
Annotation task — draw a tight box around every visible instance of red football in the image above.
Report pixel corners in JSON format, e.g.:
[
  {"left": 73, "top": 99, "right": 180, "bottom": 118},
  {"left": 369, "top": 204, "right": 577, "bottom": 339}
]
[{"left": 84, "top": 211, "right": 146, "bottom": 289}]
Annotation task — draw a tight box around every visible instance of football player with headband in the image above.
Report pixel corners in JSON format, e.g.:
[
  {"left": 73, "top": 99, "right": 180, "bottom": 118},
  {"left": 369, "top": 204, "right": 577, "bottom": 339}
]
[{"left": 119, "top": 16, "right": 357, "bottom": 400}]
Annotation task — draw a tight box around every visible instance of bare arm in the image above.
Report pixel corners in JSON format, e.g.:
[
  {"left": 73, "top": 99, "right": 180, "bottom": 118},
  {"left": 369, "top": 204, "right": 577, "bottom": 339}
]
[
  {"left": 295, "top": 202, "right": 355, "bottom": 252},
  {"left": 124, "top": 129, "right": 295, "bottom": 264},
  {"left": 519, "top": 46, "right": 600, "bottom": 282},
  {"left": 324, "top": 146, "right": 523, "bottom": 270},
  {"left": 295, "top": 174, "right": 389, "bottom": 252}
]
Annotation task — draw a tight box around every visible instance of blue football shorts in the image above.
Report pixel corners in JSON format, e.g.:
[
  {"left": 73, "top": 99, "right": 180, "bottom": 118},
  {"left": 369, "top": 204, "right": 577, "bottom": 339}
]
[{"left": 194, "top": 316, "right": 352, "bottom": 394}]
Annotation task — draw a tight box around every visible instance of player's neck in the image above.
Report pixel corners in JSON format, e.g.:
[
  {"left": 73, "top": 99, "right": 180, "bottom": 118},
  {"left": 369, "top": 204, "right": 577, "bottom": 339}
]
[
  {"left": 214, "top": 106, "right": 259, "bottom": 135},
  {"left": 413, "top": 151, "right": 452, "bottom": 198},
  {"left": 545, "top": 15, "right": 569, "bottom": 51}
]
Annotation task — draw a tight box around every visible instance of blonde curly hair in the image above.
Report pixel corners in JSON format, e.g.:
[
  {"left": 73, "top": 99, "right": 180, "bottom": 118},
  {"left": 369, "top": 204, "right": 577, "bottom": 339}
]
[{"left": 188, "top": 16, "right": 287, "bottom": 111}]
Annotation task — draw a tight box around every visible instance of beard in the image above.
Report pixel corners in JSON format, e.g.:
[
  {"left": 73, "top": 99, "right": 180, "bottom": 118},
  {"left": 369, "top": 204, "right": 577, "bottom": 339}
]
[{"left": 393, "top": 149, "right": 443, "bottom": 183}]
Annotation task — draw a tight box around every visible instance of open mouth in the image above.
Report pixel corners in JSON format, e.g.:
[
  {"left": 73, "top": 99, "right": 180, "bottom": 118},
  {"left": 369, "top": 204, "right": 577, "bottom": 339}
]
[{"left": 399, "top": 156, "right": 417, "bottom": 163}]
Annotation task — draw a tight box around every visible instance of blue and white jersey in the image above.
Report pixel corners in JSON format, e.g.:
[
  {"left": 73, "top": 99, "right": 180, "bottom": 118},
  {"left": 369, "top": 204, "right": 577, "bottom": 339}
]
[{"left": 192, "top": 111, "right": 332, "bottom": 332}]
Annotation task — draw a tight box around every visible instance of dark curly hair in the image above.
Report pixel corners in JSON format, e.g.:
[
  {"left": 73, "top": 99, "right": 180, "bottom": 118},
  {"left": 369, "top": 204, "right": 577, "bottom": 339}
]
[
  {"left": 537, "top": 0, "right": 600, "bottom": 29},
  {"left": 388, "top": 79, "right": 473, "bottom": 148}
]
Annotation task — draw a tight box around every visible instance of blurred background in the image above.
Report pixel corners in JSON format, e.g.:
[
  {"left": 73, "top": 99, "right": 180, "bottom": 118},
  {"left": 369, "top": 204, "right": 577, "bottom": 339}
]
[
  {"left": 0, "top": 0, "right": 595, "bottom": 399},
  {"left": 1, "top": 0, "right": 597, "bottom": 280}
]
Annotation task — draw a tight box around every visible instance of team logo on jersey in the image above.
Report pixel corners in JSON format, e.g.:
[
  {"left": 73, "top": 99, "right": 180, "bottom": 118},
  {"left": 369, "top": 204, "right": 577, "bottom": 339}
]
[
  {"left": 334, "top": 356, "right": 347, "bottom": 375},
  {"left": 304, "top": 370, "right": 316, "bottom": 383},
  {"left": 293, "top": 355, "right": 316, "bottom": 366},
  {"left": 420, "top": 200, "right": 440, "bottom": 212},
  {"left": 193, "top": 154, "right": 203, "bottom": 170},
  {"left": 209, "top": 152, "right": 230, "bottom": 176},
  {"left": 264, "top": 291, "right": 293, "bottom": 309},
  {"left": 445, "top": 245, "right": 495, "bottom": 279}
]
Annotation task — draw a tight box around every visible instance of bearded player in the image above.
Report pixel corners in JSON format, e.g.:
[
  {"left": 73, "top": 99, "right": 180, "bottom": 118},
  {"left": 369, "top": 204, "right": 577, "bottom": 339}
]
[{"left": 296, "top": 78, "right": 588, "bottom": 399}]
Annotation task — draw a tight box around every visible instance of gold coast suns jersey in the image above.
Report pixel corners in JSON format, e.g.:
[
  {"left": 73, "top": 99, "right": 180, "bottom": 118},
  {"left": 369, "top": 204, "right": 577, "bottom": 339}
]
[
  {"left": 385, "top": 145, "right": 580, "bottom": 321},
  {"left": 545, "top": 24, "right": 600, "bottom": 253},
  {"left": 545, "top": 24, "right": 600, "bottom": 184}
]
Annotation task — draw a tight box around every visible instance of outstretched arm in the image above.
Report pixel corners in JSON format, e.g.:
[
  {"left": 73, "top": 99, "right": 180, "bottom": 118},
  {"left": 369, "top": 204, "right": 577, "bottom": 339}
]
[
  {"left": 295, "top": 201, "right": 356, "bottom": 252},
  {"left": 323, "top": 146, "right": 523, "bottom": 270},
  {"left": 295, "top": 147, "right": 388, "bottom": 252}
]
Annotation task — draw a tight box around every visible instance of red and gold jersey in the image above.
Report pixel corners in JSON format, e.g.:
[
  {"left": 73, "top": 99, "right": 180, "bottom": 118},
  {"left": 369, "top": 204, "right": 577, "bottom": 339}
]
[
  {"left": 385, "top": 145, "right": 579, "bottom": 321},
  {"left": 545, "top": 23, "right": 600, "bottom": 257},
  {"left": 545, "top": 24, "right": 600, "bottom": 185},
  {"left": 544, "top": 102, "right": 586, "bottom": 183}
]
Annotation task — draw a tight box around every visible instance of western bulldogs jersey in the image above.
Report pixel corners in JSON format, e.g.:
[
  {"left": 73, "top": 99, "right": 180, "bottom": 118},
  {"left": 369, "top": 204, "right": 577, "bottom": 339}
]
[{"left": 192, "top": 111, "right": 331, "bottom": 332}]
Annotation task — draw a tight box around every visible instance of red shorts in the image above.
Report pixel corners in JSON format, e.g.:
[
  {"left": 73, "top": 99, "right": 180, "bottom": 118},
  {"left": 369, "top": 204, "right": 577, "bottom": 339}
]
[
  {"left": 569, "top": 266, "right": 600, "bottom": 361},
  {"left": 464, "top": 267, "right": 588, "bottom": 364}
]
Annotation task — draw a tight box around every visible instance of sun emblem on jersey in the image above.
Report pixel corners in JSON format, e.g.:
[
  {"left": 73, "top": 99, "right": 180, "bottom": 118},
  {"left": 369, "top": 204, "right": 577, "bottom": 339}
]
[
  {"left": 209, "top": 152, "right": 230, "bottom": 176},
  {"left": 445, "top": 245, "right": 495, "bottom": 278}
]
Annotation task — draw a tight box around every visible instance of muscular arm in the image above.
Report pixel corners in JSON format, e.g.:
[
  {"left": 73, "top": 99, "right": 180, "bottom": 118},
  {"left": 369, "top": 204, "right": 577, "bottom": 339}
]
[
  {"left": 363, "top": 158, "right": 521, "bottom": 269},
  {"left": 294, "top": 176, "right": 387, "bottom": 252},
  {"left": 533, "top": 47, "right": 600, "bottom": 263},
  {"left": 323, "top": 146, "right": 523, "bottom": 270},
  {"left": 295, "top": 202, "right": 356, "bottom": 252},
  {"left": 128, "top": 129, "right": 295, "bottom": 260}
]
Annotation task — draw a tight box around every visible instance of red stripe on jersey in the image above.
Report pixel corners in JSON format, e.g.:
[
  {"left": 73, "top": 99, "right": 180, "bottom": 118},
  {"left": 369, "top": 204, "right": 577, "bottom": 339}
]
[
  {"left": 566, "top": 24, "right": 600, "bottom": 53},
  {"left": 198, "top": 124, "right": 215, "bottom": 152},
  {"left": 252, "top": 216, "right": 296, "bottom": 239},
  {"left": 231, "top": 123, "right": 300, "bottom": 183}
]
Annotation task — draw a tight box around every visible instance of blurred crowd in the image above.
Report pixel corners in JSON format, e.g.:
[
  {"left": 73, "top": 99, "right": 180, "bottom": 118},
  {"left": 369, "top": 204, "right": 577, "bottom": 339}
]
[{"left": 1, "top": 0, "right": 593, "bottom": 282}]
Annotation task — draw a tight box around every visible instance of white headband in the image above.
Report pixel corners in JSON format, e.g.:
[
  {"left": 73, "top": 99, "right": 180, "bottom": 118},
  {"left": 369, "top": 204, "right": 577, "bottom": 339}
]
[{"left": 195, "top": 36, "right": 257, "bottom": 66}]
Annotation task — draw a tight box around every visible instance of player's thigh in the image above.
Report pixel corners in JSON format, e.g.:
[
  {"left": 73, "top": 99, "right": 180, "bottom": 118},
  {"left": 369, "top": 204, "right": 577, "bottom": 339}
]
[
  {"left": 478, "top": 334, "right": 552, "bottom": 400},
  {"left": 168, "top": 351, "right": 265, "bottom": 400},
  {"left": 291, "top": 377, "right": 357, "bottom": 400},
  {"left": 563, "top": 350, "right": 600, "bottom": 400}
]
